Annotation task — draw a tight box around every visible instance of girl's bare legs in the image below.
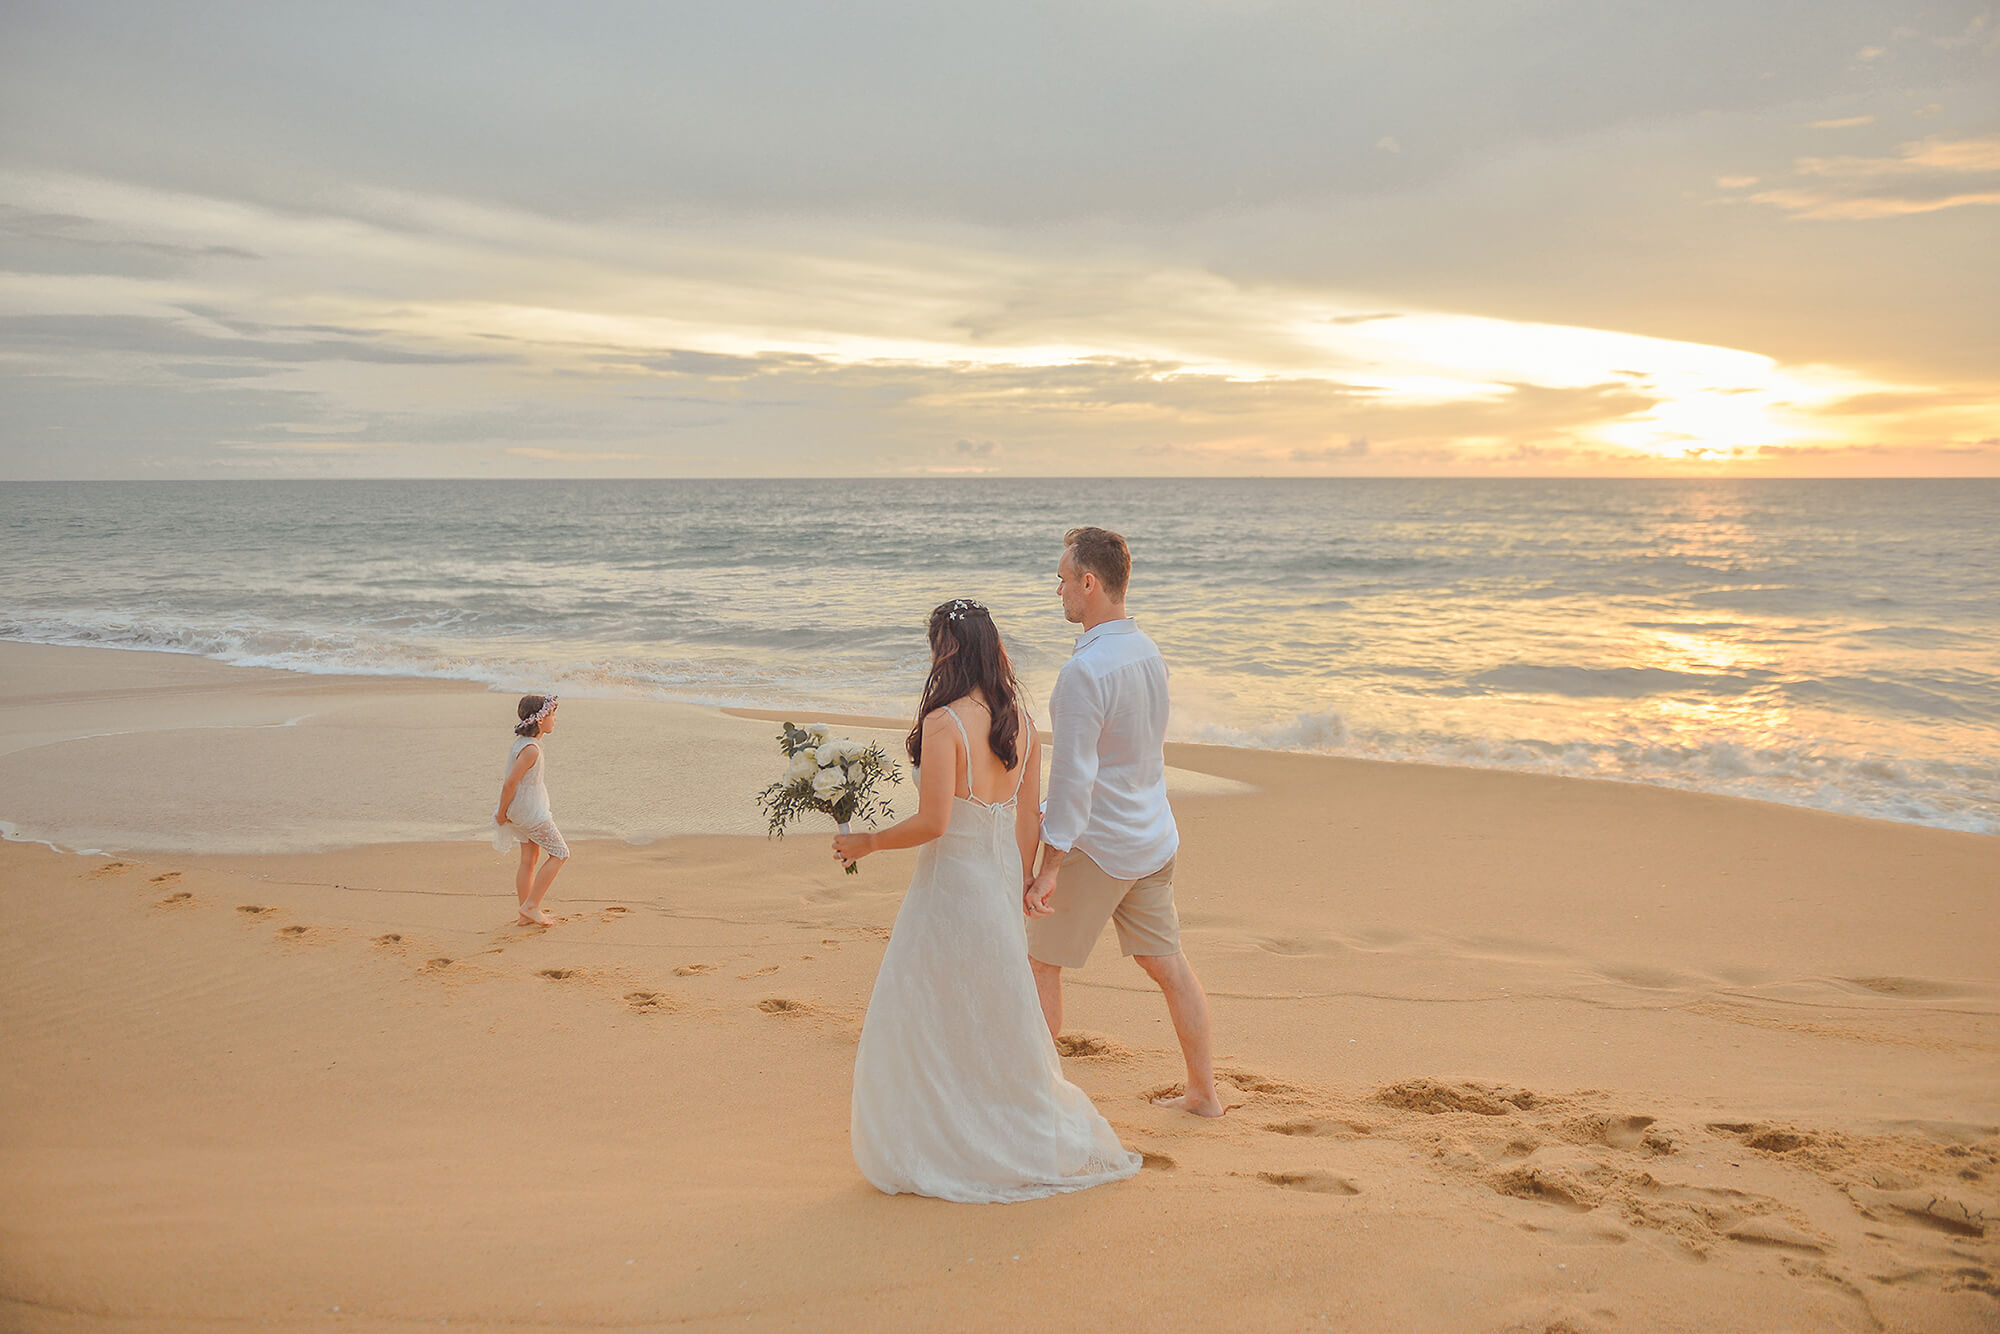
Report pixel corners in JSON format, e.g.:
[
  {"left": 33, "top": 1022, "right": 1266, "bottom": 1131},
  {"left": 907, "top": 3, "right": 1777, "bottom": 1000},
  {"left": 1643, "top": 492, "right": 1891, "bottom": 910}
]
[
  {"left": 521, "top": 852, "right": 567, "bottom": 924},
  {"left": 515, "top": 843, "right": 549, "bottom": 924}
]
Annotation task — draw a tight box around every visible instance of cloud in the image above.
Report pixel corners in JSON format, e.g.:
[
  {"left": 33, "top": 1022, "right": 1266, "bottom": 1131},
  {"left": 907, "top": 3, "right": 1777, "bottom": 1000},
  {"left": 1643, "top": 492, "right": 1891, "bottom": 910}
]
[
  {"left": 0, "top": 313, "right": 506, "bottom": 366},
  {"left": 4, "top": 2, "right": 1935, "bottom": 229},
  {"left": 228, "top": 440, "right": 402, "bottom": 454},
  {"left": 1931, "top": 12, "right": 1995, "bottom": 50},
  {"left": 1749, "top": 134, "right": 2000, "bottom": 219},
  {"left": 1796, "top": 137, "right": 2000, "bottom": 176},
  {"left": 1289, "top": 437, "right": 1370, "bottom": 462},
  {"left": 954, "top": 437, "right": 998, "bottom": 457},
  {"left": 1, "top": 3, "right": 1995, "bottom": 481},
  {"left": 1750, "top": 188, "right": 2000, "bottom": 220},
  {"left": 162, "top": 362, "right": 285, "bottom": 379},
  {"left": 503, "top": 448, "right": 652, "bottom": 462},
  {"left": 1805, "top": 115, "right": 1875, "bottom": 129},
  {"left": 612, "top": 348, "right": 830, "bottom": 379}
]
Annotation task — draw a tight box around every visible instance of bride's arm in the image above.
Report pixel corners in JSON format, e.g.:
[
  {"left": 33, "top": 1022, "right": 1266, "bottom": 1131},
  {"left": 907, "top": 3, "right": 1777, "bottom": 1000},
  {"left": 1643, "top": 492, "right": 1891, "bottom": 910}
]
[
  {"left": 1013, "top": 727, "right": 1041, "bottom": 883},
  {"left": 831, "top": 711, "right": 956, "bottom": 866}
]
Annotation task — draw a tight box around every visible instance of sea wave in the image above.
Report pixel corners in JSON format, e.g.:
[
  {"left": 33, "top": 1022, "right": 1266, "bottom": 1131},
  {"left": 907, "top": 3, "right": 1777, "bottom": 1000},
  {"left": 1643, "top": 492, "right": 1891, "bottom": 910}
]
[
  {"left": 1184, "top": 709, "right": 2000, "bottom": 836},
  {"left": 1469, "top": 663, "right": 1772, "bottom": 699},
  {"left": 7, "top": 588, "right": 1992, "bottom": 828}
]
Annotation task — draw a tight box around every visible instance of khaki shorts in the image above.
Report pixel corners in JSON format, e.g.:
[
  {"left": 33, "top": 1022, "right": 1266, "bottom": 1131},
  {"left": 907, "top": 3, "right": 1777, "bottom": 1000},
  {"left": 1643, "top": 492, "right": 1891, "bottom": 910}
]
[{"left": 1026, "top": 853, "right": 1179, "bottom": 970}]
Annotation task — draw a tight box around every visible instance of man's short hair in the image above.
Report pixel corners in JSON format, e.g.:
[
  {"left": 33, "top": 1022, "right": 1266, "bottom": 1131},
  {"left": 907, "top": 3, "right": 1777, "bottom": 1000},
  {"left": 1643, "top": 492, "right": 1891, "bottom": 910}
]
[{"left": 1064, "top": 526, "right": 1131, "bottom": 597}]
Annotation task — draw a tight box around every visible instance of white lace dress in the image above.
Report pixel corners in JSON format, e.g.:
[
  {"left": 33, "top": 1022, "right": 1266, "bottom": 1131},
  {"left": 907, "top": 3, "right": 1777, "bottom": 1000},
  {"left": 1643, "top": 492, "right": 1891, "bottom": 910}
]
[
  {"left": 492, "top": 736, "right": 569, "bottom": 858},
  {"left": 850, "top": 708, "right": 1141, "bottom": 1203}
]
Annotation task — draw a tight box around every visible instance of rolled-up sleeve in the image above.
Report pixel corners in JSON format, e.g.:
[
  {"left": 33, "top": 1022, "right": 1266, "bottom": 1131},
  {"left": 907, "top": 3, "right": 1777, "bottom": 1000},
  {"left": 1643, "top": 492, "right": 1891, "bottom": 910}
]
[{"left": 1040, "top": 663, "right": 1102, "bottom": 853}]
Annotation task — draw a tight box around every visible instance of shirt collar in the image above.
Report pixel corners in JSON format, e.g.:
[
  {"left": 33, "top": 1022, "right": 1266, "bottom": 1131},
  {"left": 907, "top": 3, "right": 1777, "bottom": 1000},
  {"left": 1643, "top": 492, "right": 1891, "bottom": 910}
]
[{"left": 1074, "top": 617, "right": 1137, "bottom": 652}]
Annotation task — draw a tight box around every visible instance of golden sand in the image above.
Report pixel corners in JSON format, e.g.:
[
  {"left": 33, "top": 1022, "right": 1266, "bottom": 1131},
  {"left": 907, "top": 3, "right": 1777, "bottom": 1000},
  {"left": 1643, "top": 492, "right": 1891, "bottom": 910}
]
[{"left": 1, "top": 643, "right": 1995, "bottom": 1331}]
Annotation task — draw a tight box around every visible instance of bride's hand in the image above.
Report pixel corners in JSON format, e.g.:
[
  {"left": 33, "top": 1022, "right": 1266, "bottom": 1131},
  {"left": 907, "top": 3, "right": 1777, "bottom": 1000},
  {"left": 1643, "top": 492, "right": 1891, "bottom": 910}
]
[
  {"left": 1024, "top": 868, "right": 1058, "bottom": 918},
  {"left": 831, "top": 831, "right": 872, "bottom": 868}
]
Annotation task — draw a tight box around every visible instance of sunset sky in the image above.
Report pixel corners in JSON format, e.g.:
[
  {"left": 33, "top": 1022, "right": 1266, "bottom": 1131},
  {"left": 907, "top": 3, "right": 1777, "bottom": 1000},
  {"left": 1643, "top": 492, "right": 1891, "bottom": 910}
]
[{"left": 2, "top": 1, "right": 1996, "bottom": 478}]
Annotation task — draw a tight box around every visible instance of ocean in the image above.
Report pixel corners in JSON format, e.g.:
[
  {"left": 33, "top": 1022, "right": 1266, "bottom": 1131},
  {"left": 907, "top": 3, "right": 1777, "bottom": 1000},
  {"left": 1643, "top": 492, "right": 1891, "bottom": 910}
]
[{"left": 3, "top": 478, "right": 1995, "bottom": 834}]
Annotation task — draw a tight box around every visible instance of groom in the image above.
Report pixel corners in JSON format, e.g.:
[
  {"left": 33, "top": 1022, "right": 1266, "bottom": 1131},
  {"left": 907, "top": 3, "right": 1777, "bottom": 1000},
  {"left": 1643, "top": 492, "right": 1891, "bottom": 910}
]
[{"left": 1024, "top": 527, "right": 1224, "bottom": 1118}]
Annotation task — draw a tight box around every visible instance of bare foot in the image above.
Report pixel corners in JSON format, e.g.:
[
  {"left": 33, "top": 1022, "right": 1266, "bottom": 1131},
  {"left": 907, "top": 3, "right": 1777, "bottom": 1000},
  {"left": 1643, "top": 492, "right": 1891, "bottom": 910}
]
[
  {"left": 1151, "top": 1092, "right": 1230, "bottom": 1118},
  {"left": 517, "top": 905, "right": 555, "bottom": 926}
]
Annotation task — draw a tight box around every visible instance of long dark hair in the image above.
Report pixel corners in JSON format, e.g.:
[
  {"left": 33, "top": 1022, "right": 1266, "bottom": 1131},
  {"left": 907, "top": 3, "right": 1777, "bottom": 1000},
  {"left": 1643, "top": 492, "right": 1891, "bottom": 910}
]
[{"left": 906, "top": 599, "right": 1024, "bottom": 770}]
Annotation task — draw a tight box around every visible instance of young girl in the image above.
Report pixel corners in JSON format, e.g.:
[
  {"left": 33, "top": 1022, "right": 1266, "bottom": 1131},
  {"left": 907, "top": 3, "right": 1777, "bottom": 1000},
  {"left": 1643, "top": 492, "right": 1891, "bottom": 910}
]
[{"left": 494, "top": 694, "right": 568, "bottom": 926}]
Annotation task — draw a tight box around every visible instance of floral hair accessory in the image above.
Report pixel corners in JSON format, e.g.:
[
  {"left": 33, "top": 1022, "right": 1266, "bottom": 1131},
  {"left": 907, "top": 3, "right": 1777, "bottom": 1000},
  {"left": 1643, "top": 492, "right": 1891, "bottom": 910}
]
[
  {"left": 944, "top": 598, "right": 986, "bottom": 622},
  {"left": 526, "top": 694, "right": 559, "bottom": 724}
]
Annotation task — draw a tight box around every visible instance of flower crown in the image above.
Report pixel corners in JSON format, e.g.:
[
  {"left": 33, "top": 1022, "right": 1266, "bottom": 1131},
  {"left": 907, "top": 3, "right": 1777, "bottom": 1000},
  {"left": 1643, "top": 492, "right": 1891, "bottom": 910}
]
[
  {"left": 943, "top": 598, "right": 987, "bottom": 622},
  {"left": 524, "top": 694, "right": 559, "bottom": 725}
]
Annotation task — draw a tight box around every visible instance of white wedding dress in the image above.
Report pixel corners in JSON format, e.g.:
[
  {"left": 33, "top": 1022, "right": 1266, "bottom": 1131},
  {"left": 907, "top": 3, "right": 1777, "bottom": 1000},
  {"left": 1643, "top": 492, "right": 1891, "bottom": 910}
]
[{"left": 851, "top": 706, "right": 1142, "bottom": 1203}]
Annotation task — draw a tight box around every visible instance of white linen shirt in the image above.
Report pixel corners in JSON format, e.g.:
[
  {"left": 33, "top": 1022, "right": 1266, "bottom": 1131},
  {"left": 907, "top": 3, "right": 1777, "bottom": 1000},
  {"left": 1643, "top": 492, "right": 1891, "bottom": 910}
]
[{"left": 1041, "top": 618, "right": 1179, "bottom": 880}]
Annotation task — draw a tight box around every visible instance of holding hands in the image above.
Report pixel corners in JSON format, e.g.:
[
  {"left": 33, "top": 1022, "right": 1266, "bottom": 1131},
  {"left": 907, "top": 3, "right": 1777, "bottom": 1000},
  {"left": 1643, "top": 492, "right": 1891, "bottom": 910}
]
[{"left": 1023, "top": 855, "right": 1060, "bottom": 918}]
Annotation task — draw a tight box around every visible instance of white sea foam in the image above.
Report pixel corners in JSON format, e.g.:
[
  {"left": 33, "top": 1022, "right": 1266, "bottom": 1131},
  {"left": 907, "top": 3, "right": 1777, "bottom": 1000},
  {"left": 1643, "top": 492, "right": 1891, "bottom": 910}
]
[{"left": 1184, "top": 709, "right": 1999, "bottom": 835}]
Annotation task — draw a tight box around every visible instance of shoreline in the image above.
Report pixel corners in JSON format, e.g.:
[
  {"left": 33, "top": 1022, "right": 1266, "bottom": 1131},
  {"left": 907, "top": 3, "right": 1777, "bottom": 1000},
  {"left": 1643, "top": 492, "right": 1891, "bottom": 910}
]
[
  {"left": 3, "top": 629, "right": 1993, "bottom": 840},
  {"left": 4, "top": 640, "right": 1987, "bottom": 858}
]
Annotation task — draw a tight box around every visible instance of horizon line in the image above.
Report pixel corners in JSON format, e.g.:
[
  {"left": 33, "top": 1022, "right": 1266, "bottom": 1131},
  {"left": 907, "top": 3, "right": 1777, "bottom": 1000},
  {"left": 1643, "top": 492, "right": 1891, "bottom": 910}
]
[{"left": 9, "top": 474, "right": 1999, "bottom": 484}]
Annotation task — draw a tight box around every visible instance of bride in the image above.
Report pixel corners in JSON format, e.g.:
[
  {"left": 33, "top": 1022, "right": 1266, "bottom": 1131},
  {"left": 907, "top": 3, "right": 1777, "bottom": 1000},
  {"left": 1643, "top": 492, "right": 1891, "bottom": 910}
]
[{"left": 831, "top": 598, "right": 1142, "bottom": 1203}]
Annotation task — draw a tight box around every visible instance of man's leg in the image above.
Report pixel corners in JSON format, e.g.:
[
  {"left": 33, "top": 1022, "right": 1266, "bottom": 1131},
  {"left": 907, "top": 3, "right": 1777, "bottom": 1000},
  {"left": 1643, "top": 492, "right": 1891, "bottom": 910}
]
[
  {"left": 1030, "top": 957, "right": 1063, "bottom": 1041},
  {"left": 1027, "top": 854, "right": 1124, "bottom": 1042},
  {"left": 1133, "top": 951, "right": 1223, "bottom": 1117}
]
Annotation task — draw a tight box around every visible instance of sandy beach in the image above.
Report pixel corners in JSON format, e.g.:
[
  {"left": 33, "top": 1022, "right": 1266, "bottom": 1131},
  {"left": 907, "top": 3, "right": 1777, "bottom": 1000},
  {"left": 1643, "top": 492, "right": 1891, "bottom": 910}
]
[{"left": 1, "top": 641, "right": 1995, "bottom": 1333}]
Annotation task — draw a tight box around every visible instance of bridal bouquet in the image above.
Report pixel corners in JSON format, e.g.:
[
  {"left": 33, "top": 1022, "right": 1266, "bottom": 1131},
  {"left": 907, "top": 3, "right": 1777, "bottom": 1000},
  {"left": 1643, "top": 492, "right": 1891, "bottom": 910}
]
[{"left": 756, "top": 722, "right": 901, "bottom": 874}]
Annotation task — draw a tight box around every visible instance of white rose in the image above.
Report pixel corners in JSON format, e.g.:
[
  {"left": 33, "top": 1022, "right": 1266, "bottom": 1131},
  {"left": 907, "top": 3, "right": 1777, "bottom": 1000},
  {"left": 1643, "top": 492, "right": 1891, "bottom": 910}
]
[
  {"left": 785, "top": 751, "right": 817, "bottom": 783},
  {"left": 812, "top": 766, "right": 846, "bottom": 799},
  {"left": 815, "top": 743, "right": 843, "bottom": 767},
  {"left": 805, "top": 723, "right": 831, "bottom": 740}
]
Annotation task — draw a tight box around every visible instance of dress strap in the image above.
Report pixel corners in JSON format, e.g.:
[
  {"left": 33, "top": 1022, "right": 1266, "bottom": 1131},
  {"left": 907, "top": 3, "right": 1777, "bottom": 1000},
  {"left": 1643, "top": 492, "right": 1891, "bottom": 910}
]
[{"left": 939, "top": 705, "right": 976, "bottom": 800}]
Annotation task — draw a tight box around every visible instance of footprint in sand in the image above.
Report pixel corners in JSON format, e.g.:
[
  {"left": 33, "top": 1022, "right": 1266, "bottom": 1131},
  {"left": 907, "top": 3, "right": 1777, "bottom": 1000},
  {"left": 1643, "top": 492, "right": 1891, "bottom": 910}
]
[
  {"left": 149, "top": 871, "right": 181, "bottom": 885},
  {"left": 1722, "top": 1218, "right": 1830, "bottom": 1253},
  {"left": 279, "top": 925, "right": 311, "bottom": 937},
  {"left": 758, "top": 997, "right": 814, "bottom": 1016},
  {"left": 601, "top": 906, "right": 630, "bottom": 922},
  {"left": 1055, "top": 1033, "right": 1129, "bottom": 1060},
  {"left": 673, "top": 963, "right": 715, "bottom": 977},
  {"left": 1262, "top": 1117, "right": 1373, "bottom": 1138},
  {"left": 1559, "top": 1112, "right": 1676, "bottom": 1156},
  {"left": 373, "top": 933, "right": 403, "bottom": 947},
  {"left": 421, "top": 957, "right": 454, "bottom": 972},
  {"left": 624, "top": 991, "right": 675, "bottom": 1013},
  {"left": 738, "top": 965, "right": 780, "bottom": 979},
  {"left": 1377, "top": 1078, "right": 1540, "bottom": 1116},
  {"left": 537, "top": 968, "right": 577, "bottom": 981},
  {"left": 155, "top": 891, "right": 194, "bottom": 909},
  {"left": 1843, "top": 975, "right": 1963, "bottom": 999},
  {"left": 1256, "top": 1170, "right": 1361, "bottom": 1196},
  {"left": 92, "top": 861, "right": 130, "bottom": 878},
  {"left": 1140, "top": 1151, "right": 1176, "bottom": 1170},
  {"left": 1849, "top": 1186, "right": 1991, "bottom": 1238},
  {"left": 1706, "top": 1121, "right": 1818, "bottom": 1155},
  {"left": 1488, "top": 1165, "right": 1601, "bottom": 1213},
  {"left": 236, "top": 905, "right": 275, "bottom": 917},
  {"left": 1218, "top": 1068, "right": 1317, "bottom": 1102}
]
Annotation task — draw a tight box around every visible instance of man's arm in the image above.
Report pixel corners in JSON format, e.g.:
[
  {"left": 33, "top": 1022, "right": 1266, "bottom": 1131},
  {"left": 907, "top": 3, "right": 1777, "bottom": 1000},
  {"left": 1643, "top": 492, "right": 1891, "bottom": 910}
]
[{"left": 1025, "top": 666, "right": 1102, "bottom": 915}]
